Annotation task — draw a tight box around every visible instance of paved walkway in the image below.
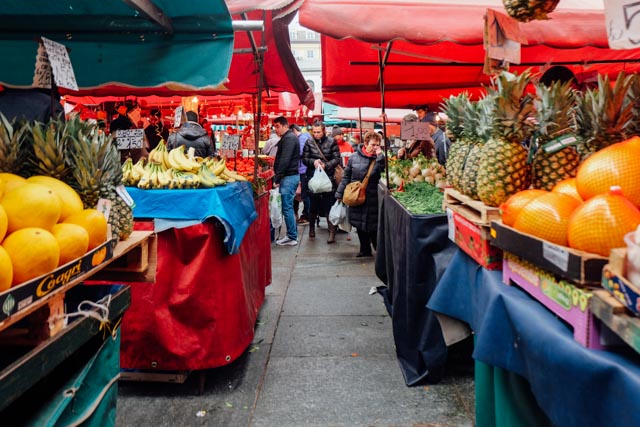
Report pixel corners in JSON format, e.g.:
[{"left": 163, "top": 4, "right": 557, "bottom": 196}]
[{"left": 117, "top": 220, "right": 475, "bottom": 426}]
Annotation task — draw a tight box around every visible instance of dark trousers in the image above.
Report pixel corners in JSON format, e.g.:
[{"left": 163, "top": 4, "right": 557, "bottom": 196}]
[
  {"left": 293, "top": 174, "right": 311, "bottom": 219},
  {"left": 356, "top": 229, "right": 377, "bottom": 255}
]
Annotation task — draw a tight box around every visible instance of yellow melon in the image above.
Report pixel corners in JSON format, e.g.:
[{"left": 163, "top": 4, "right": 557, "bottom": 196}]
[
  {"left": 51, "top": 223, "right": 90, "bottom": 266},
  {"left": 0, "top": 173, "right": 27, "bottom": 196},
  {"left": 0, "top": 246, "right": 12, "bottom": 291},
  {"left": 27, "top": 176, "right": 84, "bottom": 221},
  {"left": 2, "top": 228, "right": 60, "bottom": 286},
  {"left": 63, "top": 209, "right": 108, "bottom": 250},
  {"left": 0, "top": 183, "right": 62, "bottom": 233},
  {"left": 0, "top": 205, "right": 7, "bottom": 243}
]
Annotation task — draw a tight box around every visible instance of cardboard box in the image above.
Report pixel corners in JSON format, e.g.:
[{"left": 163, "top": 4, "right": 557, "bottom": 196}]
[
  {"left": 491, "top": 221, "right": 607, "bottom": 285},
  {"left": 0, "top": 238, "right": 117, "bottom": 323},
  {"left": 602, "top": 248, "right": 640, "bottom": 316},
  {"left": 447, "top": 208, "right": 502, "bottom": 270}
]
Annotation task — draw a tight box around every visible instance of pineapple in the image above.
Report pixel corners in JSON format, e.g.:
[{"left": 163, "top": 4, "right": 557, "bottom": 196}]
[
  {"left": 461, "top": 95, "right": 495, "bottom": 199},
  {"left": 68, "top": 126, "right": 133, "bottom": 241},
  {"left": 531, "top": 80, "right": 581, "bottom": 190},
  {"left": 576, "top": 72, "right": 635, "bottom": 159},
  {"left": 442, "top": 93, "right": 471, "bottom": 191},
  {"left": 27, "top": 118, "right": 72, "bottom": 180},
  {"left": 502, "top": 0, "right": 559, "bottom": 22},
  {"left": 628, "top": 74, "right": 640, "bottom": 135},
  {"left": 476, "top": 71, "right": 535, "bottom": 207},
  {"left": 0, "top": 113, "right": 29, "bottom": 175}
]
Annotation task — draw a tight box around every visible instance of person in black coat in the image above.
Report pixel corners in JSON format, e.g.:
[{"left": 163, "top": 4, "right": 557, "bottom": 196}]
[
  {"left": 302, "top": 120, "right": 341, "bottom": 243},
  {"left": 335, "top": 131, "right": 385, "bottom": 257},
  {"left": 167, "top": 111, "right": 214, "bottom": 158},
  {"left": 144, "top": 108, "right": 169, "bottom": 151}
]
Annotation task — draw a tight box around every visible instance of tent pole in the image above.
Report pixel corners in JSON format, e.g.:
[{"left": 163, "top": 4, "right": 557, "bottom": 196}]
[
  {"left": 358, "top": 107, "right": 363, "bottom": 144},
  {"left": 378, "top": 43, "right": 392, "bottom": 189}
]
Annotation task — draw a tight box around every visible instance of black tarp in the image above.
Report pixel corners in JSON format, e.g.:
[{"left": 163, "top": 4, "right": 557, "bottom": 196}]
[{"left": 375, "top": 185, "right": 457, "bottom": 385}]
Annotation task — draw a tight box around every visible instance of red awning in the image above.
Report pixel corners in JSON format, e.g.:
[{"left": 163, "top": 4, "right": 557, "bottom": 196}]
[{"left": 299, "top": 0, "right": 640, "bottom": 108}]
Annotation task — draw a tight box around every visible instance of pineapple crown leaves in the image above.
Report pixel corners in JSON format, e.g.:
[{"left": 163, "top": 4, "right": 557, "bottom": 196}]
[
  {"left": 29, "top": 118, "right": 69, "bottom": 179},
  {"left": 627, "top": 74, "right": 640, "bottom": 134},
  {"left": 0, "top": 113, "right": 29, "bottom": 173},
  {"left": 533, "top": 80, "right": 578, "bottom": 141},
  {"left": 440, "top": 93, "right": 469, "bottom": 140},
  {"left": 489, "top": 70, "right": 536, "bottom": 143}
]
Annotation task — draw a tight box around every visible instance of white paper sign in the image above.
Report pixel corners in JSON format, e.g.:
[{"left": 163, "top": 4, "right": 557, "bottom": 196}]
[
  {"left": 32, "top": 43, "right": 53, "bottom": 89},
  {"left": 400, "top": 120, "right": 431, "bottom": 140},
  {"left": 116, "top": 129, "right": 144, "bottom": 150},
  {"left": 173, "top": 106, "right": 184, "bottom": 128},
  {"left": 40, "top": 37, "right": 78, "bottom": 91},
  {"left": 222, "top": 134, "right": 241, "bottom": 150},
  {"left": 542, "top": 241, "right": 570, "bottom": 271},
  {"left": 604, "top": 0, "right": 640, "bottom": 49}
]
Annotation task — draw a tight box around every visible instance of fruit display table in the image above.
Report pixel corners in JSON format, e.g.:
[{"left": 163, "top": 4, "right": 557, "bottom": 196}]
[
  {"left": 428, "top": 250, "right": 640, "bottom": 427},
  {"left": 374, "top": 184, "right": 457, "bottom": 385},
  {"left": 92, "top": 182, "right": 271, "bottom": 371}
]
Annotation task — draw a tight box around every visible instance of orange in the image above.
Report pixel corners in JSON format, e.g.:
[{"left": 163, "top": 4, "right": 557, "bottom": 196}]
[
  {"left": 552, "top": 178, "right": 583, "bottom": 202},
  {"left": 0, "top": 246, "right": 12, "bottom": 291},
  {"left": 513, "top": 192, "right": 581, "bottom": 246},
  {"left": 568, "top": 187, "right": 640, "bottom": 257},
  {"left": 2, "top": 228, "right": 60, "bottom": 286},
  {"left": 51, "top": 223, "right": 90, "bottom": 266},
  {"left": 0, "top": 173, "right": 27, "bottom": 196},
  {"left": 0, "top": 205, "right": 7, "bottom": 242},
  {"left": 27, "top": 176, "right": 84, "bottom": 221},
  {"left": 0, "top": 183, "right": 62, "bottom": 233},
  {"left": 63, "top": 209, "right": 108, "bottom": 250},
  {"left": 500, "top": 189, "right": 547, "bottom": 227},
  {"left": 576, "top": 136, "right": 640, "bottom": 206}
]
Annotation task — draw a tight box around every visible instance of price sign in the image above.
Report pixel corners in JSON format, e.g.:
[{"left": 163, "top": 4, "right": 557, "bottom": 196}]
[
  {"left": 400, "top": 120, "right": 431, "bottom": 140},
  {"left": 222, "top": 134, "right": 241, "bottom": 150},
  {"left": 32, "top": 43, "right": 52, "bottom": 89},
  {"left": 605, "top": 0, "right": 640, "bottom": 49},
  {"left": 40, "top": 37, "right": 78, "bottom": 91},
  {"left": 221, "top": 149, "right": 236, "bottom": 159},
  {"left": 116, "top": 129, "right": 144, "bottom": 150},
  {"left": 173, "top": 106, "right": 184, "bottom": 128}
]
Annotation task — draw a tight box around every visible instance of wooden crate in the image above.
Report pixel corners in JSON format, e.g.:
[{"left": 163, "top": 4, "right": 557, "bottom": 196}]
[
  {"left": 91, "top": 231, "right": 157, "bottom": 283},
  {"left": 601, "top": 248, "right": 640, "bottom": 316},
  {"left": 443, "top": 188, "right": 501, "bottom": 225},
  {"left": 590, "top": 290, "right": 640, "bottom": 354}
]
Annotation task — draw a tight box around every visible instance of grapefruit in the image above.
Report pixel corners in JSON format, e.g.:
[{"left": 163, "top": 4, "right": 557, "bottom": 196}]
[
  {"left": 552, "top": 178, "right": 583, "bottom": 202},
  {"left": 51, "top": 223, "right": 90, "bottom": 266},
  {"left": 27, "top": 176, "right": 84, "bottom": 221},
  {"left": 63, "top": 209, "right": 108, "bottom": 250},
  {"left": 500, "top": 189, "right": 547, "bottom": 227},
  {"left": 1, "top": 183, "right": 62, "bottom": 233},
  {"left": 2, "top": 228, "right": 60, "bottom": 286},
  {"left": 513, "top": 192, "right": 581, "bottom": 246}
]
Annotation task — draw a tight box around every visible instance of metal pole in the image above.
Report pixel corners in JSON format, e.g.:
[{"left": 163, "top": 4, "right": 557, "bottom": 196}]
[
  {"left": 378, "top": 44, "right": 390, "bottom": 189},
  {"left": 358, "top": 107, "right": 363, "bottom": 144}
]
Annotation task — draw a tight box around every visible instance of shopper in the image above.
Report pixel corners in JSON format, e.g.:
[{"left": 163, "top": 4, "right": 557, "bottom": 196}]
[
  {"left": 144, "top": 108, "right": 169, "bottom": 151},
  {"left": 302, "top": 120, "right": 341, "bottom": 243},
  {"left": 262, "top": 128, "right": 280, "bottom": 157},
  {"left": 291, "top": 124, "right": 311, "bottom": 224},
  {"left": 397, "top": 112, "right": 435, "bottom": 160},
  {"left": 424, "top": 112, "right": 452, "bottom": 165},
  {"left": 167, "top": 111, "right": 214, "bottom": 158},
  {"left": 336, "top": 130, "right": 385, "bottom": 257},
  {"left": 273, "top": 116, "right": 301, "bottom": 246}
]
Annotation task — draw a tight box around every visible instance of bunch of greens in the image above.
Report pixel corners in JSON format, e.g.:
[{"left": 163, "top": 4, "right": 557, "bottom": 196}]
[{"left": 392, "top": 182, "right": 444, "bottom": 215}]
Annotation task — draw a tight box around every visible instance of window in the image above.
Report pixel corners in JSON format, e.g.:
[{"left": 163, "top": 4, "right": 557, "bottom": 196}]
[
  {"left": 305, "top": 31, "right": 316, "bottom": 40},
  {"left": 307, "top": 50, "right": 314, "bottom": 58},
  {"left": 289, "top": 31, "right": 296, "bottom": 40}
]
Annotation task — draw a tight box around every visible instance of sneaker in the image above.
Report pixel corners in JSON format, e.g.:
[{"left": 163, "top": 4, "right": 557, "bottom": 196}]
[{"left": 276, "top": 236, "right": 298, "bottom": 246}]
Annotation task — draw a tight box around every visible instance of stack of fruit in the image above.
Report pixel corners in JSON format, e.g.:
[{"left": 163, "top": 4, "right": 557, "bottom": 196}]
[
  {"left": 0, "top": 173, "right": 108, "bottom": 291},
  {"left": 122, "top": 141, "right": 247, "bottom": 189}
]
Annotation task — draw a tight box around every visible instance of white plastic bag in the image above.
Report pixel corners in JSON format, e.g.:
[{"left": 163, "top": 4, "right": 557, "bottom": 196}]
[
  {"left": 329, "top": 200, "right": 347, "bottom": 226},
  {"left": 338, "top": 207, "right": 352, "bottom": 232},
  {"left": 269, "top": 187, "right": 283, "bottom": 229},
  {"left": 308, "top": 167, "right": 333, "bottom": 193}
]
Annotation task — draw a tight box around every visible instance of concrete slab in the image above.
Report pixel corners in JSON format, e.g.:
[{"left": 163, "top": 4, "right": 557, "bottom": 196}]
[
  {"left": 253, "top": 295, "right": 284, "bottom": 345},
  {"left": 251, "top": 356, "right": 473, "bottom": 427},
  {"left": 271, "top": 315, "right": 395, "bottom": 357},
  {"left": 266, "top": 267, "right": 291, "bottom": 296}
]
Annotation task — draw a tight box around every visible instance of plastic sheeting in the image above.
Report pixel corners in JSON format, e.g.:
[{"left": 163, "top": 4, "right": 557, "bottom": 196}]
[
  {"left": 374, "top": 185, "right": 457, "bottom": 385},
  {"left": 119, "top": 194, "right": 271, "bottom": 370},
  {"left": 428, "top": 250, "right": 640, "bottom": 427}
]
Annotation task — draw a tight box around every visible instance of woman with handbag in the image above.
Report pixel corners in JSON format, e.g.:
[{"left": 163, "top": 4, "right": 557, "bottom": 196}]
[
  {"left": 302, "top": 121, "right": 342, "bottom": 243},
  {"left": 335, "top": 131, "right": 385, "bottom": 257}
]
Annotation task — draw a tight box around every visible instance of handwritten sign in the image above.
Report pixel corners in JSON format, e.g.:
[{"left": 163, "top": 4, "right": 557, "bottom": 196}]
[
  {"left": 32, "top": 43, "right": 53, "bottom": 89},
  {"left": 604, "top": 0, "right": 640, "bottom": 49},
  {"left": 221, "top": 149, "right": 236, "bottom": 159},
  {"left": 115, "top": 129, "right": 144, "bottom": 150},
  {"left": 40, "top": 37, "right": 78, "bottom": 90},
  {"left": 222, "top": 134, "right": 241, "bottom": 150},
  {"left": 401, "top": 120, "right": 431, "bottom": 140},
  {"left": 173, "top": 106, "right": 184, "bottom": 128}
]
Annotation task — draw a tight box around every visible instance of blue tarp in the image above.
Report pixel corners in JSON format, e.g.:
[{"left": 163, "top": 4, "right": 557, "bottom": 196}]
[{"left": 127, "top": 182, "right": 257, "bottom": 254}]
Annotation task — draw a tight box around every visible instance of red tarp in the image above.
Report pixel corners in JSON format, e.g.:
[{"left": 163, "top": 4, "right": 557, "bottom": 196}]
[
  {"left": 299, "top": 0, "right": 640, "bottom": 108},
  {"left": 115, "top": 194, "right": 271, "bottom": 370}
]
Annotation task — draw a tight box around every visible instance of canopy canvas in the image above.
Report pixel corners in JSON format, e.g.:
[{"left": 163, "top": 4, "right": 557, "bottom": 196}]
[{"left": 299, "top": 0, "right": 640, "bottom": 109}]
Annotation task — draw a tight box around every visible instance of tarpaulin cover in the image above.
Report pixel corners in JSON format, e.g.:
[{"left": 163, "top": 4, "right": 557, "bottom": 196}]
[
  {"left": 299, "top": 0, "right": 640, "bottom": 108},
  {"left": 127, "top": 182, "right": 257, "bottom": 254},
  {"left": 120, "top": 193, "right": 271, "bottom": 370},
  {"left": 428, "top": 250, "right": 640, "bottom": 427},
  {"left": 374, "top": 186, "right": 457, "bottom": 385},
  {"left": 0, "top": 0, "right": 234, "bottom": 95}
]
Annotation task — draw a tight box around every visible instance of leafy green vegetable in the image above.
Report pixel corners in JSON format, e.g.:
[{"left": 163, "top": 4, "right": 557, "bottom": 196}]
[{"left": 392, "top": 182, "right": 444, "bottom": 215}]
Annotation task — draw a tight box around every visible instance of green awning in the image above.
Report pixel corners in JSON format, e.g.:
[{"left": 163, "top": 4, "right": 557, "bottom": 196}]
[{"left": 0, "top": 0, "right": 234, "bottom": 94}]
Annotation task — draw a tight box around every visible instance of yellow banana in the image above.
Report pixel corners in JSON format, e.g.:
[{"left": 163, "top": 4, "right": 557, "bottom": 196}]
[
  {"left": 222, "top": 168, "right": 248, "bottom": 182},
  {"left": 168, "top": 147, "right": 184, "bottom": 170}
]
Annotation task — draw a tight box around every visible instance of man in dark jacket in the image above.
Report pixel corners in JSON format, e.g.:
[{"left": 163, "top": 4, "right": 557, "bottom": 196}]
[
  {"left": 425, "top": 112, "right": 451, "bottom": 165},
  {"left": 167, "top": 111, "right": 214, "bottom": 158},
  {"left": 273, "top": 116, "right": 300, "bottom": 246},
  {"left": 144, "top": 108, "right": 169, "bottom": 151}
]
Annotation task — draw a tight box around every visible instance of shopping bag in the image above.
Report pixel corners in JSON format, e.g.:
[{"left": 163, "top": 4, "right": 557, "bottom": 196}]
[
  {"left": 269, "top": 187, "right": 283, "bottom": 229},
  {"left": 308, "top": 167, "right": 333, "bottom": 193},
  {"left": 338, "top": 207, "right": 352, "bottom": 232},
  {"left": 329, "top": 200, "right": 347, "bottom": 226},
  {"left": 343, "top": 181, "right": 366, "bottom": 206}
]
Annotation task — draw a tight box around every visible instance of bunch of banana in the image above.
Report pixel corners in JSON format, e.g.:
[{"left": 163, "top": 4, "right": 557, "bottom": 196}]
[
  {"left": 148, "top": 139, "right": 171, "bottom": 169},
  {"left": 167, "top": 145, "right": 201, "bottom": 172},
  {"left": 204, "top": 157, "right": 249, "bottom": 183},
  {"left": 122, "top": 157, "right": 147, "bottom": 186},
  {"left": 169, "top": 170, "right": 201, "bottom": 189},
  {"left": 138, "top": 161, "right": 171, "bottom": 189},
  {"left": 198, "top": 162, "right": 227, "bottom": 188}
]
